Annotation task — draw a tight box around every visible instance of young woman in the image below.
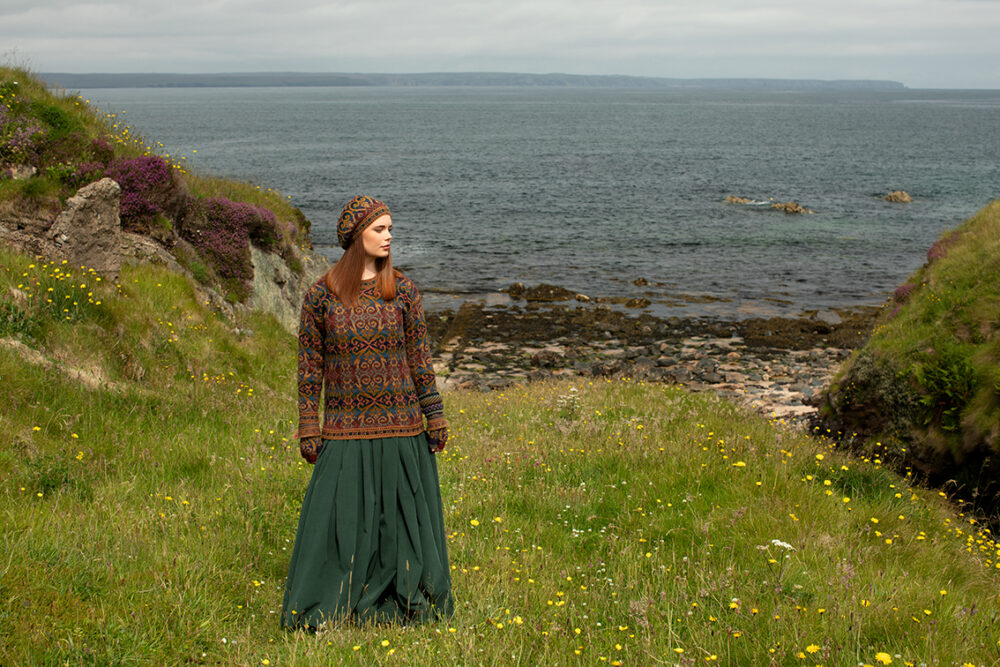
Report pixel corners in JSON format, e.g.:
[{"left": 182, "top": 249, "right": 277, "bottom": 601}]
[{"left": 281, "top": 195, "right": 453, "bottom": 628}]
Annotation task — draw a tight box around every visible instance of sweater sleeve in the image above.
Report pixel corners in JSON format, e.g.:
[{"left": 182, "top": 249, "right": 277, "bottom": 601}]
[
  {"left": 400, "top": 278, "right": 446, "bottom": 429},
  {"left": 297, "top": 284, "right": 325, "bottom": 439}
]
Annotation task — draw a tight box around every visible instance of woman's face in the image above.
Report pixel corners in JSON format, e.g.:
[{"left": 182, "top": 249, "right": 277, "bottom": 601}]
[{"left": 361, "top": 215, "right": 392, "bottom": 260}]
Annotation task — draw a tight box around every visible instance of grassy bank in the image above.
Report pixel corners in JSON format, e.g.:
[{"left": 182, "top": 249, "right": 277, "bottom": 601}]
[
  {"left": 2, "top": 248, "right": 1000, "bottom": 665},
  {"left": 821, "top": 199, "right": 1000, "bottom": 512},
  {"left": 2, "top": 65, "right": 311, "bottom": 302}
]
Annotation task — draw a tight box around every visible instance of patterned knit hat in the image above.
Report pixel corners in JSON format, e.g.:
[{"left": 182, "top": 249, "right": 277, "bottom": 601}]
[{"left": 337, "top": 195, "right": 390, "bottom": 249}]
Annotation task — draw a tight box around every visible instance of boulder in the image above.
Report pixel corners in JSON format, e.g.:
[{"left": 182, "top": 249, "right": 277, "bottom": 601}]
[
  {"left": 771, "top": 201, "right": 814, "bottom": 214},
  {"left": 522, "top": 283, "right": 576, "bottom": 302},
  {"left": 505, "top": 282, "right": 527, "bottom": 299},
  {"left": 531, "top": 349, "right": 564, "bottom": 367},
  {"left": 884, "top": 190, "right": 912, "bottom": 203},
  {"left": 46, "top": 178, "right": 123, "bottom": 278},
  {"left": 625, "top": 297, "right": 651, "bottom": 309},
  {"left": 814, "top": 309, "right": 842, "bottom": 326}
]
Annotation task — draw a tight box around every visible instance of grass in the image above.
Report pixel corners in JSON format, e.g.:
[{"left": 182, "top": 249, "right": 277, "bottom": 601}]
[
  {"left": 2, "top": 246, "right": 1000, "bottom": 665},
  {"left": 823, "top": 200, "right": 1000, "bottom": 506}
]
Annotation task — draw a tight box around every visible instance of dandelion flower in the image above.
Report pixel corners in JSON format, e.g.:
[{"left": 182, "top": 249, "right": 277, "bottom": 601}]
[{"left": 875, "top": 652, "right": 892, "bottom": 664}]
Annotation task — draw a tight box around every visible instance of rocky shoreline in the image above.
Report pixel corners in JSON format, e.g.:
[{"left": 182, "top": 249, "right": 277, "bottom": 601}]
[{"left": 425, "top": 285, "right": 882, "bottom": 423}]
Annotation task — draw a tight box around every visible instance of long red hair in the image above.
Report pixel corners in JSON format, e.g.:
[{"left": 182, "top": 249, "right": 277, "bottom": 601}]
[{"left": 324, "top": 238, "right": 399, "bottom": 308}]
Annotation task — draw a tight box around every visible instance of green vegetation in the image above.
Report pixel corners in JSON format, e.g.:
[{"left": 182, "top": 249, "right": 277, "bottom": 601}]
[
  {"left": 2, "top": 247, "right": 1000, "bottom": 665},
  {"left": 4, "top": 60, "right": 1000, "bottom": 666},
  {"left": 0, "top": 66, "right": 311, "bottom": 303},
  {"left": 822, "top": 200, "right": 1000, "bottom": 511}
]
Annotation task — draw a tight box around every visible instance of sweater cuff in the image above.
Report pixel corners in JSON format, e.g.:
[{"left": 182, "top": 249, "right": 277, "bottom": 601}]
[
  {"left": 426, "top": 414, "right": 448, "bottom": 431},
  {"left": 297, "top": 414, "right": 321, "bottom": 439}
]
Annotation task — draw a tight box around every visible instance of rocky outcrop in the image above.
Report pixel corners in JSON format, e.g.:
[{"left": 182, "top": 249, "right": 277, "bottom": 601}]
[
  {"left": 0, "top": 178, "right": 124, "bottom": 277},
  {"left": 46, "top": 178, "right": 123, "bottom": 278},
  {"left": 511, "top": 283, "right": 578, "bottom": 302},
  {"left": 250, "top": 246, "right": 328, "bottom": 333},
  {"left": 883, "top": 190, "right": 912, "bottom": 203},
  {"left": 1, "top": 176, "right": 326, "bottom": 335},
  {"left": 0, "top": 200, "right": 58, "bottom": 257},
  {"left": 771, "top": 201, "right": 814, "bottom": 214}
]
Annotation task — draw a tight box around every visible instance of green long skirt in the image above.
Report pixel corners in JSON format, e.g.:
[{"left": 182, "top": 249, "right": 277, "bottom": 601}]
[{"left": 281, "top": 434, "right": 453, "bottom": 628}]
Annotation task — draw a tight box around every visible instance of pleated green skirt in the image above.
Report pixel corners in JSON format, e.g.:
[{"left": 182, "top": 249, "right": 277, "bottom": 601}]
[{"left": 281, "top": 434, "right": 453, "bottom": 628}]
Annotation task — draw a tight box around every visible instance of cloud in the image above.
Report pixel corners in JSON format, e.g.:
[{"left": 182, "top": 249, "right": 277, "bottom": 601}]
[{"left": 3, "top": 0, "right": 999, "bottom": 87}]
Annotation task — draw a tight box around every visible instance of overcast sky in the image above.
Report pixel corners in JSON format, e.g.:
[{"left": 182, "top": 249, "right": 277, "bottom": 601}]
[{"left": 3, "top": 0, "right": 999, "bottom": 88}]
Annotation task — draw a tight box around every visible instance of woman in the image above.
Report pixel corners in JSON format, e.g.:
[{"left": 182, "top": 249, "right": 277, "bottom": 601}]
[{"left": 281, "top": 195, "right": 453, "bottom": 628}]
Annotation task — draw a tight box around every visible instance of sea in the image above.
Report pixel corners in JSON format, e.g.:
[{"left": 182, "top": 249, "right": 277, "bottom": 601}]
[{"left": 76, "top": 86, "right": 1000, "bottom": 319}]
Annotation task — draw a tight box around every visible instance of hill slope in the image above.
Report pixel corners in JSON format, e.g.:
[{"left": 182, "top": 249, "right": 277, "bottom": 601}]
[
  {"left": 820, "top": 200, "right": 1000, "bottom": 510},
  {"left": 2, "top": 66, "right": 1000, "bottom": 664},
  {"left": 1, "top": 65, "right": 321, "bottom": 329}
]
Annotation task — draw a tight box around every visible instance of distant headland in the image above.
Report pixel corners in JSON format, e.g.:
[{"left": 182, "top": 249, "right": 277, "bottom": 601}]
[{"left": 40, "top": 71, "right": 908, "bottom": 91}]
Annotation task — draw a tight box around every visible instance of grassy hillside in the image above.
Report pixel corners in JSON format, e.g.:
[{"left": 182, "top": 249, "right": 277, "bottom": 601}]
[
  {"left": 1, "top": 65, "right": 311, "bottom": 302},
  {"left": 821, "top": 200, "right": 1000, "bottom": 511},
  {"left": 3, "top": 63, "right": 1000, "bottom": 665},
  {"left": 2, "top": 247, "right": 1000, "bottom": 664}
]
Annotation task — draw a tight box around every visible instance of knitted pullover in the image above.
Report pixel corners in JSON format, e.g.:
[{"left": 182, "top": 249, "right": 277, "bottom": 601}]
[{"left": 297, "top": 274, "right": 446, "bottom": 440}]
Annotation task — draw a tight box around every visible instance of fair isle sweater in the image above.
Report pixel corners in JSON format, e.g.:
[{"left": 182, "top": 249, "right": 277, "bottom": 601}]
[{"left": 297, "top": 274, "right": 446, "bottom": 440}]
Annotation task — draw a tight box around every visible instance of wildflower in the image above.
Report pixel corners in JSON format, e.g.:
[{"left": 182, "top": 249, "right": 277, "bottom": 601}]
[
  {"left": 875, "top": 653, "right": 892, "bottom": 665},
  {"left": 806, "top": 644, "right": 821, "bottom": 653},
  {"left": 470, "top": 518, "right": 480, "bottom": 527}
]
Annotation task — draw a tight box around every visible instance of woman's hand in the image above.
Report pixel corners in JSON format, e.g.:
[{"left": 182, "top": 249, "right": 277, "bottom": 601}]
[
  {"left": 300, "top": 436, "right": 323, "bottom": 464},
  {"left": 427, "top": 426, "right": 448, "bottom": 453}
]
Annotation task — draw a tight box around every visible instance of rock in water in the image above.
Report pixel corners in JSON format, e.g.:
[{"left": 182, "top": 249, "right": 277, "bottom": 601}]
[
  {"left": 523, "top": 283, "right": 576, "bottom": 302},
  {"left": 884, "top": 190, "right": 912, "bottom": 203},
  {"left": 46, "top": 178, "right": 123, "bottom": 278},
  {"left": 771, "top": 201, "right": 814, "bottom": 214},
  {"left": 625, "top": 297, "right": 651, "bottom": 309},
  {"left": 505, "top": 282, "right": 527, "bottom": 299}
]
